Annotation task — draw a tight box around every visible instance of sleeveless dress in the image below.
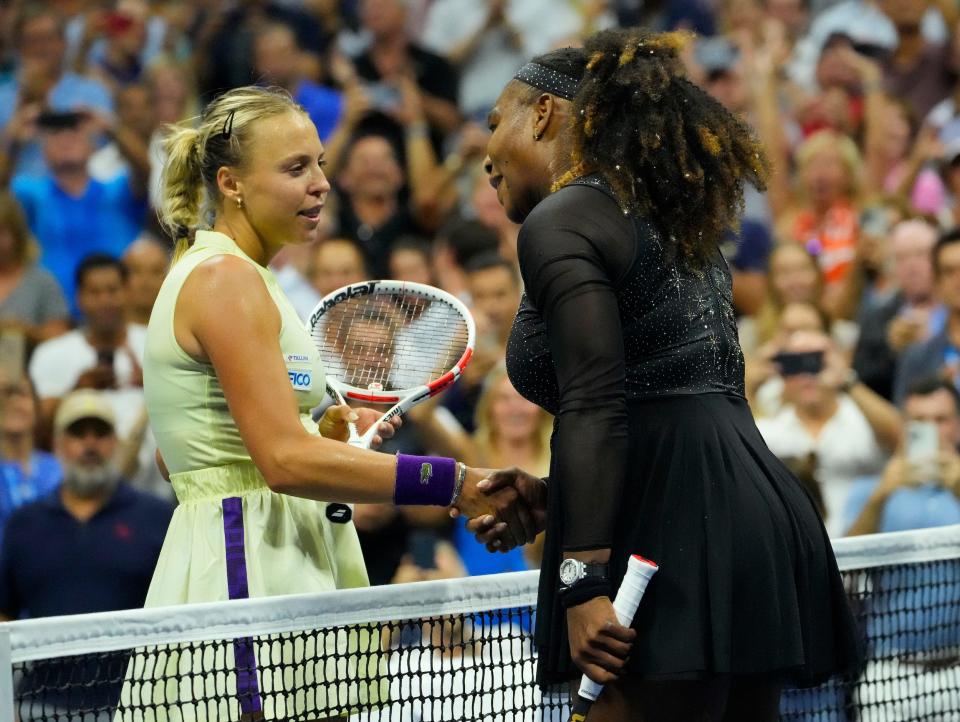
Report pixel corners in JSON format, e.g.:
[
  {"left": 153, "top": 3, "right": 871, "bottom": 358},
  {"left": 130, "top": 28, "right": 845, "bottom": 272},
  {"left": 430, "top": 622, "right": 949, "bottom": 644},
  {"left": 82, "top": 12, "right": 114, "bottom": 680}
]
[
  {"left": 505, "top": 177, "right": 861, "bottom": 687},
  {"left": 117, "top": 230, "right": 384, "bottom": 721}
]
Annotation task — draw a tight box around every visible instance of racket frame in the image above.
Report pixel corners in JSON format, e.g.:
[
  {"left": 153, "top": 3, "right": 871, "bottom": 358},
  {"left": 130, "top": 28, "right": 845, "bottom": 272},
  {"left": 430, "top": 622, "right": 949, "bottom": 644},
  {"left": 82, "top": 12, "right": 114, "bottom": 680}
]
[{"left": 309, "top": 280, "right": 476, "bottom": 448}]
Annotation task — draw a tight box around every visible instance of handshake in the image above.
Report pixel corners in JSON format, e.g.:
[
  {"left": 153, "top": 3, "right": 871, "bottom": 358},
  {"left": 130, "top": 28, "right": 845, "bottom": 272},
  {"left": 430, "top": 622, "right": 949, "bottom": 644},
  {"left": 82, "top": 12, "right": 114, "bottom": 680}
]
[{"left": 452, "top": 467, "right": 548, "bottom": 551}]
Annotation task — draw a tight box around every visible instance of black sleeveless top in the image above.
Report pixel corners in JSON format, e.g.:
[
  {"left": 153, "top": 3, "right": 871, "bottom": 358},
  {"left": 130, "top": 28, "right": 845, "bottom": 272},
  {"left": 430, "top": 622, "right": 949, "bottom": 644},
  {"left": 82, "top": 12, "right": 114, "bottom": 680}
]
[{"left": 505, "top": 176, "right": 745, "bottom": 550}]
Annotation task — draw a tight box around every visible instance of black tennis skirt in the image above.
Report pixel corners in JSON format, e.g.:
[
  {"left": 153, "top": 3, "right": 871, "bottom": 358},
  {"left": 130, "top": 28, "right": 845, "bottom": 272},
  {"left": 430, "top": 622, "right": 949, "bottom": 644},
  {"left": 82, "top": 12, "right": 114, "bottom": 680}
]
[{"left": 535, "top": 392, "right": 862, "bottom": 686}]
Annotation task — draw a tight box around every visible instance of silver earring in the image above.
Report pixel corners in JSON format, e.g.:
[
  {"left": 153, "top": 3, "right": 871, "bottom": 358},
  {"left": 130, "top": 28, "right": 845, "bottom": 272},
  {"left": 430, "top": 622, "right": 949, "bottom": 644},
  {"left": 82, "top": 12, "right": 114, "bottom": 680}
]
[{"left": 236, "top": 197, "right": 244, "bottom": 209}]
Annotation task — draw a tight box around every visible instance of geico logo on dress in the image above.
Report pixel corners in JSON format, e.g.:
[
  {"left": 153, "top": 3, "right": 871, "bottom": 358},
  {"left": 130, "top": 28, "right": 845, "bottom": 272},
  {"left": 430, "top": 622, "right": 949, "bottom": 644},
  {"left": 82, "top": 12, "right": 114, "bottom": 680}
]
[{"left": 288, "top": 370, "right": 312, "bottom": 390}]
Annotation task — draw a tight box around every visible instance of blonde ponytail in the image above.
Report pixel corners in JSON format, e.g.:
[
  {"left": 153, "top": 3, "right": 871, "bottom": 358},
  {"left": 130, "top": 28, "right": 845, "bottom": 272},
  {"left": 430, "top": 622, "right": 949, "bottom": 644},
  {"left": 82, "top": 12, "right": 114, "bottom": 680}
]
[
  {"left": 159, "top": 125, "right": 203, "bottom": 261},
  {"left": 155, "top": 86, "right": 307, "bottom": 262}
]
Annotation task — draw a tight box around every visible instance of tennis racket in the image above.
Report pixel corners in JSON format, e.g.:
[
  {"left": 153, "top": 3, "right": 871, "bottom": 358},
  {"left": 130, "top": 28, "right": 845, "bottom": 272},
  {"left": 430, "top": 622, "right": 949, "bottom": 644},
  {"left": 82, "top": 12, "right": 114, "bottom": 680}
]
[
  {"left": 569, "top": 555, "right": 659, "bottom": 722},
  {"left": 308, "top": 280, "right": 476, "bottom": 449}
]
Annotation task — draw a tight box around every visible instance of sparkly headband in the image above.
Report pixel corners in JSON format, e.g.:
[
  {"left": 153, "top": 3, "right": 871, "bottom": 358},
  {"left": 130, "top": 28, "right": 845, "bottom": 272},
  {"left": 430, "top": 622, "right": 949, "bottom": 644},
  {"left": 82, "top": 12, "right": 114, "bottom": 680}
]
[{"left": 513, "top": 62, "right": 580, "bottom": 101}]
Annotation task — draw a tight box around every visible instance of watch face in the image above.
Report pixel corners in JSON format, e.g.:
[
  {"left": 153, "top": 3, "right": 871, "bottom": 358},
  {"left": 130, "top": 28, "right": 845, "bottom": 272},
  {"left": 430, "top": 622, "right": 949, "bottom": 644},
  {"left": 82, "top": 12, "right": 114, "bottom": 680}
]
[{"left": 559, "top": 559, "right": 581, "bottom": 586}]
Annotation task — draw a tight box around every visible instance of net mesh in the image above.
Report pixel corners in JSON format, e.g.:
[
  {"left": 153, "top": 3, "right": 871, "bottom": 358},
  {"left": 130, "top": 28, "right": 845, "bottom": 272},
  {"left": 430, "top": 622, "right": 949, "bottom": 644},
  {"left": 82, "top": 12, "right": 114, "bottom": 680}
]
[
  {"left": 311, "top": 290, "right": 469, "bottom": 393},
  {"left": 6, "top": 526, "right": 960, "bottom": 722}
]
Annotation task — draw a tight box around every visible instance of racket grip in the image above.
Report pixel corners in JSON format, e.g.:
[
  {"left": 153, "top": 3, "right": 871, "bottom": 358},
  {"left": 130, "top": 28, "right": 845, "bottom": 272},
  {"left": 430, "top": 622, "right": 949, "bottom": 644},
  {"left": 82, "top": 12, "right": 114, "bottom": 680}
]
[{"left": 575, "top": 555, "right": 658, "bottom": 705}]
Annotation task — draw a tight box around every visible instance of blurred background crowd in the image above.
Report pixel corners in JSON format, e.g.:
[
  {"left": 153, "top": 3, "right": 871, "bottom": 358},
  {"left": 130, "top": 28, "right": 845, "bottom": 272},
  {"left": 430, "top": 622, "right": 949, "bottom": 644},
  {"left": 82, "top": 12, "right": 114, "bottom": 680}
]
[{"left": 2, "top": 0, "right": 960, "bottom": 622}]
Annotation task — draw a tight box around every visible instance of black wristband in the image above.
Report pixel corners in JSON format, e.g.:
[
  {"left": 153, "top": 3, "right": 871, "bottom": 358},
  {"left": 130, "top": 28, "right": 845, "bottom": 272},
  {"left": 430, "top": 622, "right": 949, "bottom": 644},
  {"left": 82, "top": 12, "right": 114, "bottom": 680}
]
[{"left": 559, "top": 578, "right": 611, "bottom": 609}]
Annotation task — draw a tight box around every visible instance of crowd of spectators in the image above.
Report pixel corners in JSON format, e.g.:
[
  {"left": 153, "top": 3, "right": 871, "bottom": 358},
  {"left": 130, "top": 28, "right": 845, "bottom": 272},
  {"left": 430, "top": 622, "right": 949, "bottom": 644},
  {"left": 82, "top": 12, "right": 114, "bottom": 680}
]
[{"left": 1, "top": 0, "right": 960, "bottom": 621}]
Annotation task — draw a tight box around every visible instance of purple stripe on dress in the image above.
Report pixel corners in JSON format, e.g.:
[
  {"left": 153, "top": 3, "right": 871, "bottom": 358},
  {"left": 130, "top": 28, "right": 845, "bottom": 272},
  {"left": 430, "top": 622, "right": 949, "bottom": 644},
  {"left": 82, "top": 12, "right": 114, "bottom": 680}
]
[{"left": 222, "top": 496, "right": 263, "bottom": 715}]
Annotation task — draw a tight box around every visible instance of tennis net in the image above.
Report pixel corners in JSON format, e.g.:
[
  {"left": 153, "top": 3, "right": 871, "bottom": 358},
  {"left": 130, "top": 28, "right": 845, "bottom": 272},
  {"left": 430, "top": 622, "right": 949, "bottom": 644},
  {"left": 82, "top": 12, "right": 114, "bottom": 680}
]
[{"left": 2, "top": 524, "right": 960, "bottom": 721}]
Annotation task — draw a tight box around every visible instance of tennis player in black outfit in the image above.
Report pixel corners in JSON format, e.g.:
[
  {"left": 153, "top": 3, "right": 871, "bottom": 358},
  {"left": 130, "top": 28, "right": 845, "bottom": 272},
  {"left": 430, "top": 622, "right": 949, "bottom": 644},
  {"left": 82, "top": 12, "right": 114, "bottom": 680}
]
[{"left": 465, "top": 28, "right": 861, "bottom": 721}]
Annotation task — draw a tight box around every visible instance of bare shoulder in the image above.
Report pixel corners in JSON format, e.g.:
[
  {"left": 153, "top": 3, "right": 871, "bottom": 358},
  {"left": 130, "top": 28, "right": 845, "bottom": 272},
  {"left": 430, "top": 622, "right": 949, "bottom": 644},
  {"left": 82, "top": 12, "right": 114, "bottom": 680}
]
[
  {"left": 183, "top": 254, "right": 269, "bottom": 301},
  {"left": 176, "top": 255, "right": 279, "bottom": 359}
]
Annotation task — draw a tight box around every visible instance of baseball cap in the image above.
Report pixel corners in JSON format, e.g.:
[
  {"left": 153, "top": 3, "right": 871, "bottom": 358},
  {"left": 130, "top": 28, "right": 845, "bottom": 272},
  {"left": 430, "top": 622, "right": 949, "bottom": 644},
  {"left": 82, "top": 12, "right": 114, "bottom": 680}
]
[{"left": 54, "top": 390, "right": 116, "bottom": 434}]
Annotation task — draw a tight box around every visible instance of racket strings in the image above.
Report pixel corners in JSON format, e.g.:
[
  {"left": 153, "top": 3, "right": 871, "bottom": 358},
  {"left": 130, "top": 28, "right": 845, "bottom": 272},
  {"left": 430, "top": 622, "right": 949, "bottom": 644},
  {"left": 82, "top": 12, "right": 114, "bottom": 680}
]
[{"left": 313, "top": 293, "right": 469, "bottom": 392}]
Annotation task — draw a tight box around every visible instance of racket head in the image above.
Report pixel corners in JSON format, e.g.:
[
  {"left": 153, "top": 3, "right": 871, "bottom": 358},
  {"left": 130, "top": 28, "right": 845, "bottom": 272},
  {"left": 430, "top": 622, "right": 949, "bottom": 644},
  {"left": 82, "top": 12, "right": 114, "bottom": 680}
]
[{"left": 309, "top": 280, "right": 476, "bottom": 404}]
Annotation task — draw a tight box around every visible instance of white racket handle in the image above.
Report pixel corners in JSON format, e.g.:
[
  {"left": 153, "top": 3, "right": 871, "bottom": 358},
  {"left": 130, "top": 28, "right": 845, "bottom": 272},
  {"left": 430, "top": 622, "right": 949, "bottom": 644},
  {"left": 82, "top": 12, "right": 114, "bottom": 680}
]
[{"left": 577, "top": 555, "right": 659, "bottom": 703}]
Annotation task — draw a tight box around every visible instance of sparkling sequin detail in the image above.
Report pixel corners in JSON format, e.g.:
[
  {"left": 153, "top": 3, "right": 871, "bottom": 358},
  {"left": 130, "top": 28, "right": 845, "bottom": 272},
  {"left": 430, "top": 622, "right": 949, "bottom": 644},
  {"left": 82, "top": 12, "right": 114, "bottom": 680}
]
[
  {"left": 506, "top": 174, "right": 745, "bottom": 412},
  {"left": 513, "top": 62, "right": 580, "bottom": 100}
]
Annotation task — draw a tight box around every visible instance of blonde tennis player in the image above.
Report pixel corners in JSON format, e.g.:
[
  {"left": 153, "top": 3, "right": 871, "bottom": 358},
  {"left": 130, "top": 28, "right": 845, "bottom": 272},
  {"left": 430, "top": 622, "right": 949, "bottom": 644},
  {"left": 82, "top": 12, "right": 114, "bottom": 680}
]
[{"left": 119, "top": 86, "right": 536, "bottom": 722}]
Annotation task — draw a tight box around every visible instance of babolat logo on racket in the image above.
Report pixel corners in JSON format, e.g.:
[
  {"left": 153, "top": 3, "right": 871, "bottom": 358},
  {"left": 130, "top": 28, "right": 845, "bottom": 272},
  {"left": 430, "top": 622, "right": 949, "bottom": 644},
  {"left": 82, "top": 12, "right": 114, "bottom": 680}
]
[
  {"left": 288, "top": 370, "right": 312, "bottom": 390},
  {"left": 325, "top": 503, "right": 352, "bottom": 524},
  {"left": 420, "top": 463, "right": 433, "bottom": 485},
  {"left": 309, "top": 280, "right": 380, "bottom": 326}
]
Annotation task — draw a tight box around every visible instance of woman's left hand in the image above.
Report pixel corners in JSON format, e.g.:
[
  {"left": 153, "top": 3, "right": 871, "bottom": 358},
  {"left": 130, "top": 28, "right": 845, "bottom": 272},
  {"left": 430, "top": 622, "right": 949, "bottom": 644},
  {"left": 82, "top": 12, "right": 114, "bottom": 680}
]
[
  {"left": 317, "top": 404, "right": 401, "bottom": 448},
  {"left": 567, "top": 597, "right": 636, "bottom": 685}
]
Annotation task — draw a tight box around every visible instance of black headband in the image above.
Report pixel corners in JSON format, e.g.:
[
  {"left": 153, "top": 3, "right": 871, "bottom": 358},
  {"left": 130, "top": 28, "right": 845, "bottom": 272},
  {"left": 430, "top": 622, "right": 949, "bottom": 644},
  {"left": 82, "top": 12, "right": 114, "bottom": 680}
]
[{"left": 513, "top": 62, "right": 580, "bottom": 101}]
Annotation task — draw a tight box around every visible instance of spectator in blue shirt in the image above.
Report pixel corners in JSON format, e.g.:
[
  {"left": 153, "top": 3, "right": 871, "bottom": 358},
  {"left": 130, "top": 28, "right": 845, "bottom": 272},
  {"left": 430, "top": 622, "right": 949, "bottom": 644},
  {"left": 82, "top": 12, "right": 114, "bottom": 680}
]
[
  {"left": 842, "top": 376, "right": 960, "bottom": 719},
  {"left": 0, "top": 2, "right": 113, "bottom": 179},
  {"left": 0, "top": 373, "right": 60, "bottom": 546},
  {"left": 11, "top": 111, "right": 147, "bottom": 315},
  {"left": 0, "top": 389, "right": 172, "bottom": 622},
  {"left": 0, "top": 389, "right": 171, "bottom": 717},
  {"left": 845, "top": 377, "right": 960, "bottom": 536}
]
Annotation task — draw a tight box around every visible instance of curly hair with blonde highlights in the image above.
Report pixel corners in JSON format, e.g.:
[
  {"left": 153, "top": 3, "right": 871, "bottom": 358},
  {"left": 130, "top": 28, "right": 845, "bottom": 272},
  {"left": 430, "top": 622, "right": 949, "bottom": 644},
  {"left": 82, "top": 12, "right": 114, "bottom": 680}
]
[{"left": 517, "top": 28, "right": 769, "bottom": 268}]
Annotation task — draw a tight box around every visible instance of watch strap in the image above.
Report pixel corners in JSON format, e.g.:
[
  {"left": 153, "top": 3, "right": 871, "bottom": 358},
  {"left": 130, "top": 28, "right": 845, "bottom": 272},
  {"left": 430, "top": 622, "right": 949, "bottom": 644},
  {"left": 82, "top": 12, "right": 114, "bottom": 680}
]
[
  {"left": 559, "top": 578, "right": 612, "bottom": 609},
  {"left": 580, "top": 562, "right": 610, "bottom": 578}
]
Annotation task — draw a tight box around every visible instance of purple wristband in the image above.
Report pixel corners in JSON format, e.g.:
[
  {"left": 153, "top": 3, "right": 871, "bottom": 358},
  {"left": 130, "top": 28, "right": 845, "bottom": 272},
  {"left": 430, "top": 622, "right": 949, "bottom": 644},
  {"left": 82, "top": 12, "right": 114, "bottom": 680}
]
[{"left": 394, "top": 454, "right": 457, "bottom": 505}]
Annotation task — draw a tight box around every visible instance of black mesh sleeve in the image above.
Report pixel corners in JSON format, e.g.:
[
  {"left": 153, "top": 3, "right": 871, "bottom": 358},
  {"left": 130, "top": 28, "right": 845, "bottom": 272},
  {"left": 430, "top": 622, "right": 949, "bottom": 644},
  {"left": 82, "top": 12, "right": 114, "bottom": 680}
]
[{"left": 517, "top": 188, "right": 631, "bottom": 551}]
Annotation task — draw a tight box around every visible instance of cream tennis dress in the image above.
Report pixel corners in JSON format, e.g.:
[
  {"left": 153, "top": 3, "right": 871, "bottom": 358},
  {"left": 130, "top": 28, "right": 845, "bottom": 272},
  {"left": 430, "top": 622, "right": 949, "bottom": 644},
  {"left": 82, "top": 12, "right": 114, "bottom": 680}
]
[{"left": 118, "top": 231, "right": 384, "bottom": 721}]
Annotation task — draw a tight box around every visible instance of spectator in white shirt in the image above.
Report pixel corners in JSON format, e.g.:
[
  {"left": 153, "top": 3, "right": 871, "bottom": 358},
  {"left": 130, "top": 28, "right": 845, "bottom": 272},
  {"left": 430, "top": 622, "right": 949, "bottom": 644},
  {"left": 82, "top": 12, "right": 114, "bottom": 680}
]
[
  {"left": 29, "top": 253, "right": 146, "bottom": 448},
  {"left": 757, "top": 330, "right": 902, "bottom": 535}
]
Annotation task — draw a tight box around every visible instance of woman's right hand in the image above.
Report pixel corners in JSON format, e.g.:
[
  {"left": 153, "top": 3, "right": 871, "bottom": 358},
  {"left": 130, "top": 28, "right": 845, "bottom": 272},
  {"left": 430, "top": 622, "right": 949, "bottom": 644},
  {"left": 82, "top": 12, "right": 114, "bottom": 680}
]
[
  {"left": 455, "top": 466, "right": 539, "bottom": 549},
  {"left": 459, "top": 467, "right": 547, "bottom": 551},
  {"left": 317, "top": 404, "right": 401, "bottom": 447},
  {"left": 744, "top": 342, "right": 780, "bottom": 394}
]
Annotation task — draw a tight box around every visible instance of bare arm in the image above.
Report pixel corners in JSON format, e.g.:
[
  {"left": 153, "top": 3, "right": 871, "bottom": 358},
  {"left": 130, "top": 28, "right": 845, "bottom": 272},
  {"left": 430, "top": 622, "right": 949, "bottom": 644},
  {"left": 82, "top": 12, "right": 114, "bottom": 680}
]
[
  {"left": 823, "top": 343, "right": 902, "bottom": 451},
  {"left": 395, "top": 76, "right": 444, "bottom": 225},
  {"left": 322, "top": 84, "right": 371, "bottom": 176},
  {"left": 845, "top": 489, "right": 887, "bottom": 536},
  {"left": 181, "top": 256, "right": 400, "bottom": 500},
  {"left": 117, "top": 405, "right": 151, "bottom": 479},
  {"left": 178, "top": 256, "right": 500, "bottom": 516},
  {"left": 446, "top": 0, "right": 522, "bottom": 66},
  {"left": 411, "top": 123, "right": 489, "bottom": 231},
  {"left": 747, "top": 43, "right": 793, "bottom": 222},
  {"left": 106, "top": 121, "right": 152, "bottom": 199},
  {"left": 418, "top": 92, "right": 462, "bottom": 137},
  {"left": 0, "top": 102, "right": 41, "bottom": 187},
  {"left": 828, "top": 251, "right": 872, "bottom": 321},
  {"left": 847, "top": 381, "right": 903, "bottom": 452},
  {"left": 892, "top": 125, "right": 944, "bottom": 200},
  {"left": 847, "top": 457, "right": 907, "bottom": 536}
]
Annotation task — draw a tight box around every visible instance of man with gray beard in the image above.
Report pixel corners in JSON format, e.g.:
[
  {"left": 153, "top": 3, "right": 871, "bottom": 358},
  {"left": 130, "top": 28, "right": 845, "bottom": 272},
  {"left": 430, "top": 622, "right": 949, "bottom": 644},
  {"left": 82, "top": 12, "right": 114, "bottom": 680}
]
[
  {"left": 0, "top": 389, "right": 172, "bottom": 620},
  {"left": 0, "top": 390, "right": 172, "bottom": 716}
]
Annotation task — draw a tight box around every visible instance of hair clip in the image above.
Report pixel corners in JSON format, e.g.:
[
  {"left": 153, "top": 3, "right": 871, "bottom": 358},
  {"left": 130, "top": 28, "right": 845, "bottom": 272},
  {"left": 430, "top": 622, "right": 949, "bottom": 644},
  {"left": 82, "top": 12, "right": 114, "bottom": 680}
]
[{"left": 221, "top": 109, "right": 236, "bottom": 139}]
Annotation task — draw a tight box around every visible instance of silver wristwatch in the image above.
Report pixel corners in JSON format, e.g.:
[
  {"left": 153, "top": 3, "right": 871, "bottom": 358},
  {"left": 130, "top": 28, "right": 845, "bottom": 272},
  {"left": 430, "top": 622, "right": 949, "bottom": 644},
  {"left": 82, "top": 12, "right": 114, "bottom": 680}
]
[{"left": 559, "top": 558, "right": 610, "bottom": 587}]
